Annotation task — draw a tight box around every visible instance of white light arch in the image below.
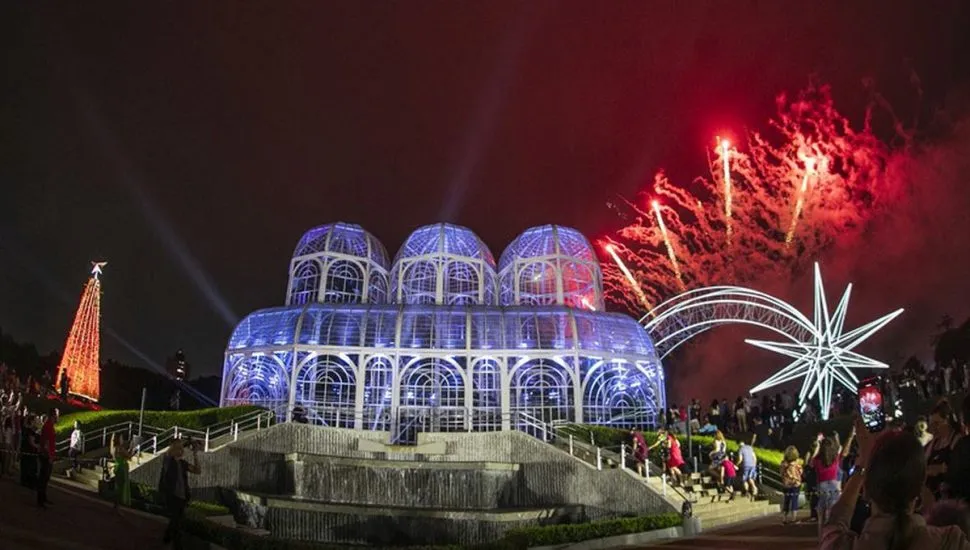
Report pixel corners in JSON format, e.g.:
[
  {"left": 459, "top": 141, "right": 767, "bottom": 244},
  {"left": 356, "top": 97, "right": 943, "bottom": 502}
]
[{"left": 640, "top": 263, "right": 903, "bottom": 420}]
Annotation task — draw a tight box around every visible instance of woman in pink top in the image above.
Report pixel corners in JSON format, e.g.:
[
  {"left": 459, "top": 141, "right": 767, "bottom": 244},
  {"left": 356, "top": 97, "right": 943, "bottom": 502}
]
[
  {"left": 821, "top": 417, "right": 970, "bottom": 550},
  {"left": 808, "top": 428, "right": 856, "bottom": 535}
]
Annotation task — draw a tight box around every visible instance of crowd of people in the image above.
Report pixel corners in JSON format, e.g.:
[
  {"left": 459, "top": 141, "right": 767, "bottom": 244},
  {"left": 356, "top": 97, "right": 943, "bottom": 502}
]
[
  {"left": 663, "top": 360, "right": 970, "bottom": 452},
  {"left": 641, "top": 392, "right": 970, "bottom": 548}
]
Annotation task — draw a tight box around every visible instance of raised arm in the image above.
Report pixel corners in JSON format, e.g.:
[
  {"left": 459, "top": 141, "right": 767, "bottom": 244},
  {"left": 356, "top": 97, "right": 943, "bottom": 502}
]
[
  {"left": 186, "top": 448, "right": 202, "bottom": 475},
  {"left": 805, "top": 440, "right": 820, "bottom": 463},
  {"left": 841, "top": 427, "right": 856, "bottom": 459}
]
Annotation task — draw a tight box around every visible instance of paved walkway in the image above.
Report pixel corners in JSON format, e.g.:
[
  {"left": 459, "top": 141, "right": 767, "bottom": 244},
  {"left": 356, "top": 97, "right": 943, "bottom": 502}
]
[
  {"left": 0, "top": 473, "right": 816, "bottom": 550},
  {"left": 0, "top": 476, "right": 168, "bottom": 550},
  {"left": 621, "top": 516, "right": 818, "bottom": 549}
]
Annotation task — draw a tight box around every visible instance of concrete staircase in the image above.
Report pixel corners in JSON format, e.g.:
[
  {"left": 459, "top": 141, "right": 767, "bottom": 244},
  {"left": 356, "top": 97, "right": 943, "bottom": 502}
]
[
  {"left": 62, "top": 452, "right": 156, "bottom": 491},
  {"left": 633, "top": 469, "right": 775, "bottom": 530},
  {"left": 562, "top": 438, "right": 778, "bottom": 531}
]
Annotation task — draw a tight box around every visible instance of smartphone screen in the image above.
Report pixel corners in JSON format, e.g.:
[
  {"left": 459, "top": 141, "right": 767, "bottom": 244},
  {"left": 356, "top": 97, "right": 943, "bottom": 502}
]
[{"left": 858, "top": 377, "right": 885, "bottom": 432}]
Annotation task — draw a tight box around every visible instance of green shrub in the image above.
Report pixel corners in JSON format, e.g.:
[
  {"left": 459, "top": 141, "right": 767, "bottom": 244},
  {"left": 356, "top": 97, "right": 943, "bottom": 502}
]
[
  {"left": 180, "top": 508, "right": 681, "bottom": 550},
  {"left": 56, "top": 405, "right": 265, "bottom": 439},
  {"left": 503, "top": 513, "right": 682, "bottom": 547},
  {"left": 566, "top": 424, "right": 787, "bottom": 470},
  {"left": 189, "top": 500, "right": 231, "bottom": 517}
]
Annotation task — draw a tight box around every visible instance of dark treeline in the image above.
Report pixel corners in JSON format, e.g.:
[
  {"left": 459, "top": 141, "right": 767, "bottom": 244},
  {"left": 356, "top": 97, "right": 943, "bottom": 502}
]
[{"left": 0, "top": 326, "right": 220, "bottom": 410}]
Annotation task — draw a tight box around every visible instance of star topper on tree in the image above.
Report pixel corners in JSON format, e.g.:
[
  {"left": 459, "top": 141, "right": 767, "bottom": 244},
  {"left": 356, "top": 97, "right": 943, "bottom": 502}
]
[
  {"left": 748, "top": 263, "right": 904, "bottom": 419},
  {"left": 91, "top": 261, "right": 107, "bottom": 279}
]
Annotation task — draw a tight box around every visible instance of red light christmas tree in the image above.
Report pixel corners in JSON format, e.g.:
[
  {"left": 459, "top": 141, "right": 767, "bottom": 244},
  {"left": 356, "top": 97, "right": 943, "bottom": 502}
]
[{"left": 56, "top": 262, "right": 106, "bottom": 402}]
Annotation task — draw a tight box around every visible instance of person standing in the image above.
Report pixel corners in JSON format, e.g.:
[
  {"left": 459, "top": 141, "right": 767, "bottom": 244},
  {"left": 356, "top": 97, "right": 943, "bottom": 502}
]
[
  {"left": 69, "top": 421, "right": 83, "bottom": 474},
  {"left": 780, "top": 445, "right": 804, "bottom": 524},
  {"left": 159, "top": 438, "right": 202, "bottom": 548},
  {"left": 735, "top": 397, "right": 748, "bottom": 433},
  {"left": 113, "top": 434, "right": 132, "bottom": 508},
  {"left": 37, "top": 407, "right": 58, "bottom": 508},
  {"left": 0, "top": 416, "right": 14, "bottom": 476}
]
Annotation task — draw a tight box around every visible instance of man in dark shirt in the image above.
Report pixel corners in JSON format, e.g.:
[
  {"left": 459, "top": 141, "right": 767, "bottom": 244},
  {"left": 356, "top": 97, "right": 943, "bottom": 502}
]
[
  {"left": 37, "top": 407, "right": 58, "bottom": 508},
  {"left": 158, "top": 437, "right": 202, "bottom": 548},
  {"left": 946, "top": 395, "right": 970, "bottom": 500},
  {"left": 751, "top": 416, "right": 773, "bottom": 449}
]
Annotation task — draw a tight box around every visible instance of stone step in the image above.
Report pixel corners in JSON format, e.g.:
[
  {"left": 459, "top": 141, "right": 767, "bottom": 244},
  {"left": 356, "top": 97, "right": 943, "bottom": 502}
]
[{"left": 700, "top": 502, "right": 776, "bottom": 530}]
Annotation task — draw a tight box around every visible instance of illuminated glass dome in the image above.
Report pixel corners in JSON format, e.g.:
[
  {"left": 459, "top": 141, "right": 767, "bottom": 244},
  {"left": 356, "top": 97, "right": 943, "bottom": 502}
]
[
  {"left": 499, "top": 225, "right": 604, "bottom": 310},
  {"left": 390, "top": 223, "right": 498, "bottom": 305},
  {"left": 286, "top": 223, "right": 390, "bottom": 305},
  {"left": 224, "top": 222, "right": 666, "bottom": 437}
]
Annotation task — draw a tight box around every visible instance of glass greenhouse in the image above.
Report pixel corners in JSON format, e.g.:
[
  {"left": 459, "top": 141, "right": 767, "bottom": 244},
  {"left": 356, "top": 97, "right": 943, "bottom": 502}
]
[{"left": 222, "top": 222, "right": 666, "bottom": 435}]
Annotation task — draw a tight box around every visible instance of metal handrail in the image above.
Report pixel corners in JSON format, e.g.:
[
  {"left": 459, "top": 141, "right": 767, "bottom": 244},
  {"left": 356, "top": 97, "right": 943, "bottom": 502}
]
[{"left": 54, "top": 408, "right": 274, "bottom": 457}]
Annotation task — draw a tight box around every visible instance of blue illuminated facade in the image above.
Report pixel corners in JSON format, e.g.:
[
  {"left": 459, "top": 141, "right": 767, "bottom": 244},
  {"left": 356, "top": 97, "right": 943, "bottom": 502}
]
[{"left": 222, "top": 222, "right": 665, "bottom": 433}]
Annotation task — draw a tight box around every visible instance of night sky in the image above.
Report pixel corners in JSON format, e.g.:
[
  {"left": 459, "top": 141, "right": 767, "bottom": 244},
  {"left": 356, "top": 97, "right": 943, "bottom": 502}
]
[{"left": 2, "top": 2, "right": 968, "bottom": 393}]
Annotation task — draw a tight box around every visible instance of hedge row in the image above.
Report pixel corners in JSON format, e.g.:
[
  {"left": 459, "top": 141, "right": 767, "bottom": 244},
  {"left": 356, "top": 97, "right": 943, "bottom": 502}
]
[
  {"left": 179, "top": 510, "right": 682, "bottom": 550},
  {"left": 562, "top": 424, "right": 786, "bottom": 470},
  {"left": 56, "top": 405, "right": 265, "bottom": 439},
  {"left": 501, "top": 513, "right": 682, "bottom": 547}
]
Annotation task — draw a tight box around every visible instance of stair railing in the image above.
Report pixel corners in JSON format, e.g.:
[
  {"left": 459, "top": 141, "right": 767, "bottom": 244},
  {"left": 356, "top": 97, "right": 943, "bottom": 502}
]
[{"left": 55, "top": 408, "right": 274, "bottom": 458}]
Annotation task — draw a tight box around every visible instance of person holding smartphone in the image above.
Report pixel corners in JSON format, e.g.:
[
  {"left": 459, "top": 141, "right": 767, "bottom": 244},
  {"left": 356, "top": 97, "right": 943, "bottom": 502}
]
[{"left": 158, "top": 437, "right": 202, "bottom": 548}]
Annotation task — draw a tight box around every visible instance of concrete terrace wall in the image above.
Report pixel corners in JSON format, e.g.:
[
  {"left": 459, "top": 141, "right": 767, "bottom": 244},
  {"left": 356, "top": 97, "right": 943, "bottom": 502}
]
[
  {"left": 131, "top": 424, "right": 675, "bottom": 518},
  {"left": 129, "top": 423, "right": 389, "bottom": 501},
  {"left": 292, "top": 457, "right": 522, "bottom": 510},
  {"left": 420, "top": 431, "right": 675, "bottom": 519}
]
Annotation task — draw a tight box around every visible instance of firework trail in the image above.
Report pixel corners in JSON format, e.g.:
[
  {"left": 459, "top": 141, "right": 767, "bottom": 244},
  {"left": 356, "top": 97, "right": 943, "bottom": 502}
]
[
  {"left": 602, "top": 84, "right": 908, "bottom": 313},
  {"left": 720, "top": 139, "right": 733, "bottom": 243},
  {"left": 785, "top": 157, "right": 817, "bottom": 246}
]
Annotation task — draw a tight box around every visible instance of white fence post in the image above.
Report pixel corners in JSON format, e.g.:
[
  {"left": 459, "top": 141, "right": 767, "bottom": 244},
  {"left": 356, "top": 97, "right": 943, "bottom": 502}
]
[
  {"left": 257, "top": 415, "right": 261, "bottom": 431},
  {"left": 620, "top": 443, "right": 626, "bottom": 470},
  {"left": 645, "top": 461, "right": 650, "bottom": 481},
  {"left": 233, "top": 422, "right": 238, "bottom": 441},
  {"left": 102, "top": 427, "right": 107, "bottom": 446},
  {"left": 568, "top": 435, "right": 574, "bottom": 456},
  {"left": 205, "top": 428, "right": 210, "bottom": 452},
  {"left": 152, "top": 435, "right": 157, "bottom": 454},
  {"left": 175, "top": 426, "right": 180, "bottom": 440},
  {"left": 596, "top": 447, "right": 603, "bottom": 471},
  {"left": 662, "top": 473, "right": 667, "bottom": 496}
]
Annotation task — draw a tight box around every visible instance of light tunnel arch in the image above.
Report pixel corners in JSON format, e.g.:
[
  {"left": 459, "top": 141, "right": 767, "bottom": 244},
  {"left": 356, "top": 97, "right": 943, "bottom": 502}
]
[{"left": 641, "top": 286, "right": 816, "bottom": 359}]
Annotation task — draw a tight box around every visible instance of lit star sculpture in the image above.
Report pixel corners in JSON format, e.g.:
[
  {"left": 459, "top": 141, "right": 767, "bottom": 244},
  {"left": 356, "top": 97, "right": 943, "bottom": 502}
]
[
  {"left": 748, "top": 263, "right": 903, "bottom": 420},
  {"left": 91, "top": 261, "right": 107, "bottom": 280}
]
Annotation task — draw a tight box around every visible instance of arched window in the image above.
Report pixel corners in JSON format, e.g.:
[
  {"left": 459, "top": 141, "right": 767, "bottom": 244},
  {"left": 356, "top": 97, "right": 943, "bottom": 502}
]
[
  {"left": 444, "top": 261, "right": 481, "bottom": 305},
  {"left": 362, "top": 356, "right": 394, "bottom": 431},
  {"left": 399, "top": 358, "right": 465, "bottom": 432},
  {"left": 294, "top": 355, "right": 357, "bottom": 428},
  {"left": 289, "top": 261, "right": 321, "bottom": 305},
  {"left": 397, "top": 261, "right": 439, "bottom": 304},
  {"left": 323, "top": 260, "right": 365, "bottom": 304},
  {"left": 471, "top": 359, "right": 502, "bottom": 432},
  {"left": 510, "top": 359, "right": 574, "bottom": 426},
  {"left": 224, "top": 355, "right": 290, "bottom": 416}
]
